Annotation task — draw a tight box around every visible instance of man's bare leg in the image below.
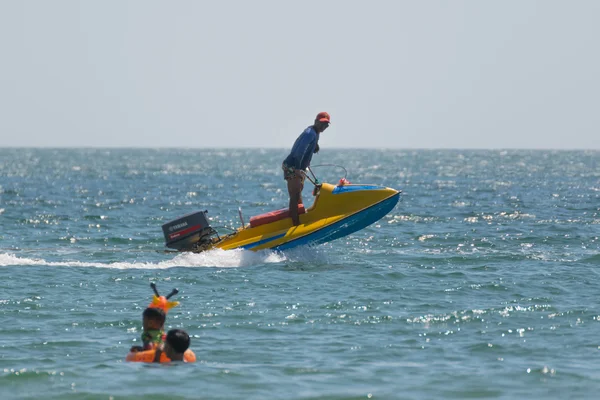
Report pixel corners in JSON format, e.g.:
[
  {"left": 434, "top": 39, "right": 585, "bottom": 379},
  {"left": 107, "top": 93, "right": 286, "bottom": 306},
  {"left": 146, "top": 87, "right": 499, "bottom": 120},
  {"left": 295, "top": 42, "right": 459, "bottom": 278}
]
[{"left": 287, "top": 176, "right": 303, "bottom": 226}]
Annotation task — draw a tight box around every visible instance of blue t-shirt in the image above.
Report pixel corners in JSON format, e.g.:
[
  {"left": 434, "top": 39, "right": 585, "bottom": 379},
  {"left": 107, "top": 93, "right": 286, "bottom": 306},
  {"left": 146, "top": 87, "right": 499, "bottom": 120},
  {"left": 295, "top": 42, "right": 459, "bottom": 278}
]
[{"left": 283, "top": 126, "right": 318, "bottom": 170}]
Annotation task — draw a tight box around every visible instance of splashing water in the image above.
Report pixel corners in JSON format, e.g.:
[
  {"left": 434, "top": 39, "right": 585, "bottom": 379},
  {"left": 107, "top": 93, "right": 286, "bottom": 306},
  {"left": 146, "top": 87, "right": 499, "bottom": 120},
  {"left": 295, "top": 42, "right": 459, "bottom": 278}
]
[{"left": 0, "top": 248, "right": 288, "bottom": 269}]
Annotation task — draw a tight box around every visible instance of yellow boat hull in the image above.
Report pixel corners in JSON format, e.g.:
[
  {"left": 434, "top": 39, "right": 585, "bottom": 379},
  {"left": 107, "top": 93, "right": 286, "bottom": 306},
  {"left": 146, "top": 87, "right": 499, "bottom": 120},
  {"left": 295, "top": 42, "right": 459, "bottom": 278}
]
[{"left": 209, "top": 183, "right": 400, "bottom": 252}]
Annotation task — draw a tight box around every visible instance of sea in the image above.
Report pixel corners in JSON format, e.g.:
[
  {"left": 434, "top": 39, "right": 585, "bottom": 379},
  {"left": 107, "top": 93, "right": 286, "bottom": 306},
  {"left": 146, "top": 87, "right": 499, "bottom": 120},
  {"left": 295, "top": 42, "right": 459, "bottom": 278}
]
[{"left": 0, "top": 148, "right": 599, "bottom": 400}]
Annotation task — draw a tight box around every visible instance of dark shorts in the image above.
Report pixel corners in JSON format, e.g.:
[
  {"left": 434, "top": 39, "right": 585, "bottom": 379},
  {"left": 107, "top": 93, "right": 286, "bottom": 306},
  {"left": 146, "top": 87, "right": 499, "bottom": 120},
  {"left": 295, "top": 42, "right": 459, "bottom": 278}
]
[{"left": 282, "top": 163, "right": 304, "bottom": 181}]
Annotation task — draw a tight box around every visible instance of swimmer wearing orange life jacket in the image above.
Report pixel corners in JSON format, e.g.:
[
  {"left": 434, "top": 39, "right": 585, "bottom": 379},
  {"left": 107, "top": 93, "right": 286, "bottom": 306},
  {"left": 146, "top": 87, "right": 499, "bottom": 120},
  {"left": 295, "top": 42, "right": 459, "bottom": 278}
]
[
  {"left": 126, "top": 283, "right": 196, "bottom": 363},
  {"left": 129, "top": 283, "right": 180, "bottom": 353},
  {"left": 153, "top": 329, "right": 194, "bottom": 362},
  {"left": 146, "top": 284, "right": 179, "bottom": 349}
]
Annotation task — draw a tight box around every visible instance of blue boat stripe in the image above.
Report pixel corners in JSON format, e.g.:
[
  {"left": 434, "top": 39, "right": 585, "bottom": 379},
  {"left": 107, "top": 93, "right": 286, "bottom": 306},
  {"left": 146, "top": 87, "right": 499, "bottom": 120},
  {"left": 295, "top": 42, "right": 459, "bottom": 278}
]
[
  {"left": 331, "top": 185, "right": 382, "bottom": 194},
  {"left": 240, "top": 232, "right": 286, "bottom": 250}
]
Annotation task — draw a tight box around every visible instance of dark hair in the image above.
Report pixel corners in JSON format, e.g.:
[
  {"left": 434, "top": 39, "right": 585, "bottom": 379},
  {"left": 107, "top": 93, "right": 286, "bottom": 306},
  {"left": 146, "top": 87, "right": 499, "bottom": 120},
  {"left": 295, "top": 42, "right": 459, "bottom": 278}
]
[
  {"left": 166, "top": 329, "right": 190, "bottom": 354},
  {"left": 142, "top": 307, "right": 166, "bottom": 324}
]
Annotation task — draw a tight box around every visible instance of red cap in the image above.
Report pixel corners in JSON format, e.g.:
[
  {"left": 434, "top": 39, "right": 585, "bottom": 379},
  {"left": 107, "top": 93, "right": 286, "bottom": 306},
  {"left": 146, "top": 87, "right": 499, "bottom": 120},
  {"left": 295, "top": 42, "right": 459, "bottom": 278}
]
[{"left": 316, "top": 112, "right": 330, "bottom": 123}]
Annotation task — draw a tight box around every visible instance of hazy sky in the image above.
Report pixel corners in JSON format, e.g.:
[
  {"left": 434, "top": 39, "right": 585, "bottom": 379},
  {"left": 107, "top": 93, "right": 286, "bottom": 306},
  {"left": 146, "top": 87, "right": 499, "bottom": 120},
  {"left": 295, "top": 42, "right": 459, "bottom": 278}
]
[{"left": 0, "top": 1, "right": 598, "bottom": 149}]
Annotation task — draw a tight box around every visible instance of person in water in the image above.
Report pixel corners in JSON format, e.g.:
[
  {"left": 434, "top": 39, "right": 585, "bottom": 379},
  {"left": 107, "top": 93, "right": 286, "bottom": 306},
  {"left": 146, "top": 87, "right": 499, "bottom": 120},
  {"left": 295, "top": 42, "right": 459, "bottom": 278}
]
[
  {"left": 282, "top": 112, "right": 330, "bottom": 226},
  {"left": 129, "top": 307, "right": 167, "bottom": 352},
  {"left": 141, "top": 307, "right": 167, "bottom": 349},
  {"left": 154, "top": 329, "right": 192, "bottom": 362}
]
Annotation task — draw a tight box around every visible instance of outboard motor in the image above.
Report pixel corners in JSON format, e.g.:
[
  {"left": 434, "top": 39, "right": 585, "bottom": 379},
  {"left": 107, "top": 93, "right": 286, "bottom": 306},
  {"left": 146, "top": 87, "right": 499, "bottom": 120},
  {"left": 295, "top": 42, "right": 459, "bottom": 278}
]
[{"left": 162, "top": 210, "right": 216, "bottom": 251}]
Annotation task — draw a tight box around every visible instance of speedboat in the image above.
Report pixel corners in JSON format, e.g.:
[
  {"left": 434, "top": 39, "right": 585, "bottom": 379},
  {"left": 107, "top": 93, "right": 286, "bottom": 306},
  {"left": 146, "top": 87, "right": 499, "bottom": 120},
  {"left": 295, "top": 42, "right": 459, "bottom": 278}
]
[{"left": 161, "top": 175, "right": 400, "bottom": 253}]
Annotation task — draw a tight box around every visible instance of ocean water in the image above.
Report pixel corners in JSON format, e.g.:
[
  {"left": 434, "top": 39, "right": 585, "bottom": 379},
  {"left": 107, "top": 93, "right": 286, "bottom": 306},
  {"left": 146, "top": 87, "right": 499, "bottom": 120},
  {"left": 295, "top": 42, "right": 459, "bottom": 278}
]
[{"left": 0, "top": 148, "right": 599, "bottom": 400}]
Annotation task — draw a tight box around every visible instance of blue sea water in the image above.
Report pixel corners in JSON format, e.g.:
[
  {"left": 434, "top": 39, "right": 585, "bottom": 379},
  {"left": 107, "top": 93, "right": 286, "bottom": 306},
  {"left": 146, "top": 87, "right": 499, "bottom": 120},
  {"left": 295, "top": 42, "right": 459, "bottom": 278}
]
[{"left": 0, "top": 148, "right": 599, "bottom": 400}]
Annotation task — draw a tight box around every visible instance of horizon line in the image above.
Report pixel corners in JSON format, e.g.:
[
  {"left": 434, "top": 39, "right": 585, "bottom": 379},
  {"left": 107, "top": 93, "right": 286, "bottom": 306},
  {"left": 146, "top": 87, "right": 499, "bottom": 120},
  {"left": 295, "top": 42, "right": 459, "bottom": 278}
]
[{"left": 0, "top": 146, "right": 599, "bottom": 151}]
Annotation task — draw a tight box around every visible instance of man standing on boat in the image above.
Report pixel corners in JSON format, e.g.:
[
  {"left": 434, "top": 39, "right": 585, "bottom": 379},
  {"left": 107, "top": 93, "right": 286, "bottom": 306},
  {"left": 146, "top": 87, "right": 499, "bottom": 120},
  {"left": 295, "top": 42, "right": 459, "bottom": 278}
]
[{"left": 282, "top": 112, "right": 330, "bottom": 226}]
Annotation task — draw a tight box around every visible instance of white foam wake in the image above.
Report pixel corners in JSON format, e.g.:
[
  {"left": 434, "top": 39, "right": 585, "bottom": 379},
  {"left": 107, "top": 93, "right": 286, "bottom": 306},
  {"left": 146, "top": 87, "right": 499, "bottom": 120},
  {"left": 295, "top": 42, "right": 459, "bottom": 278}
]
[{"left": 0, "top": 248, "right": 287, "bottom": 269}]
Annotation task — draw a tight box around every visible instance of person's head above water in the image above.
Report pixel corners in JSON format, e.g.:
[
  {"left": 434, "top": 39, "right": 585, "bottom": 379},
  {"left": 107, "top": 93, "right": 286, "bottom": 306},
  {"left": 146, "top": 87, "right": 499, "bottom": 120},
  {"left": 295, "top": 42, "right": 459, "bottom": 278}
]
[
  {"left": 142, "top": 307, "right": 166, "bottom": 330},
  {"left": 164, "top": 329, "right": 191, "bottom": 360}
]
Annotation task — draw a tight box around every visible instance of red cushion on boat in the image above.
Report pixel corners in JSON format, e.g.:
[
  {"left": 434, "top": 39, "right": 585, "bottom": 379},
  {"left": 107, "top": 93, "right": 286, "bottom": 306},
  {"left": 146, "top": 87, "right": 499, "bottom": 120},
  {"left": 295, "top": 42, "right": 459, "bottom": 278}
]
[{"left": 249, "top": 204, "right": 306, "bottom": 228}]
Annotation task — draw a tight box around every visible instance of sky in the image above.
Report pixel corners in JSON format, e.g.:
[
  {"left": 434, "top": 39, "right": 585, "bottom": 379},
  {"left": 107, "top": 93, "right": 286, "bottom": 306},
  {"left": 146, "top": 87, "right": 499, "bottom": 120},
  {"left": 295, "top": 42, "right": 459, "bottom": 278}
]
[{"left": 0, "top": 1, "right": 598, "bottom": 149}]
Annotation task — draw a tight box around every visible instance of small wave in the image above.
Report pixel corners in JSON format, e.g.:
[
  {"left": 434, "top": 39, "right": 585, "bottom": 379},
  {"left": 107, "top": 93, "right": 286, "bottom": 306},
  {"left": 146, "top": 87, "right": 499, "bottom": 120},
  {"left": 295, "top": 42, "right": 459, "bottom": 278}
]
[
  {"left": 581, "top": 253, "right": 600, "bottom": 264},
  {"left": 0, "top": 249, "right": 287, "bottom": 269}
]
